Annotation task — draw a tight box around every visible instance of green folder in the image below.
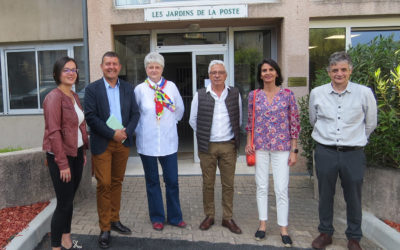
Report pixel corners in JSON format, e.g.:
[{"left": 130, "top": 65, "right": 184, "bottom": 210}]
[
  {"left": 106, "top": 114, "right": 124, "bottom": 130},
  {"left": 106, "top": 114, "right": 125, "bottom": 143}
]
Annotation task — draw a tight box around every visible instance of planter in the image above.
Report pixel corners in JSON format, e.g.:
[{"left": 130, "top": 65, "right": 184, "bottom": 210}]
[
  {"left": 313, "top": 166, "right": 400, "bottom": 223},
  {"left": 0, "top": 147, "right": 93, "bottom": 209}
]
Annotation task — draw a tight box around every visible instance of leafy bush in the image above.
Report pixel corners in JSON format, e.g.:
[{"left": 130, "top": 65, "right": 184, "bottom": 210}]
[
  {"left": 300, "top": 36, "right": 400, "bottom": 171},
  {"left": 298, "top": 95, "right": 315, "bottom": 175},
  {"left": 366, "top": 65, "right": 400, "bottom": 168}
]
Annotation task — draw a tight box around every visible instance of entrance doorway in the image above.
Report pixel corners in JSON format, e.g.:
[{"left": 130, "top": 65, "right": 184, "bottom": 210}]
[
  {"left": 161, "top": 51, "right": 226, "bottom": 159},
  {"left": 161, "top": 53, "right": 192, "bottom": 153}
]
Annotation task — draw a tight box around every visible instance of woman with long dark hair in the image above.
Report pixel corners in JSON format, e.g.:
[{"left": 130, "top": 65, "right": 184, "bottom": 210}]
[
  {"left": 43, "top": 56, "right": 88, "bottom": 250},
  {"left": 245, "top": 59, "right": 300, "bottom": 247}
]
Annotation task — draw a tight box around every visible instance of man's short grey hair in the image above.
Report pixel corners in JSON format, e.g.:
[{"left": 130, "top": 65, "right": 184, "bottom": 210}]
[
  {"left": 144, "top": 52, "right": 165, "bottom": 68},
  {"left": 208, "top": 60, "right": 226, "bottom": 74},
  {"left": 327, "top": 51, "right": 353, "bottom": 71}
]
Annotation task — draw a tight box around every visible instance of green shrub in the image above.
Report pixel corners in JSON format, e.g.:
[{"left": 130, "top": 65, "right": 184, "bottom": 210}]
[
  {"left": 298, "top": 95, "right": 315, "bottom": 175},
  {"left": 300, "top": 36, "right": 400, "bottom": 171},
  {"left": 366, "top": 65, "right": 400, "bottom": 168}
]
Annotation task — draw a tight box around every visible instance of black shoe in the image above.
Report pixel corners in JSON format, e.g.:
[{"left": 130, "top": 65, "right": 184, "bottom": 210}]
[
  {"left": 111, "top": 221, "right": 132, "bottom": 235},
  {"left": 98, "top": 231, "right": 110, "bottom": 249},
  {"left": 255, "top": 230, "right": 266, "bottom": 240},
  {"left": 281, "top": 234, "right": 293, "bottom": 247}
]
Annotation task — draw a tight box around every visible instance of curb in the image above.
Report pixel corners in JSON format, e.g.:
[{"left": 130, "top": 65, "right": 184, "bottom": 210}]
[
  {"left": 337, "top": 210, "right": 400, "bottom": 250},
  {"left": 6, "top": 198, "right": 56, "bottom": 250},
  {"left": 362, "top": 211, "right": 400, "bottom": 250}
]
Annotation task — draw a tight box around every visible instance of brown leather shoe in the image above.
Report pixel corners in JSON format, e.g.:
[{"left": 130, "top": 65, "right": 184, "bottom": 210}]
[
  {"left": 222, "top": 219, "right": 242, "bottom": 234},
  {"left": 199, "top": 216, "right": 214, "bottom": 230},
  {"left": 348, "top": 239, "right": 362, "bottom": 250},
  {"left": 311, "top": 233, "right": 332, "bottom": 249}
]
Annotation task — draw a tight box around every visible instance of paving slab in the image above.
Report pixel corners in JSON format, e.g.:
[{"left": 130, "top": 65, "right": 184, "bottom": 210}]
[{"left": 68, "top": 175, "right": 379, "bottom": 249}]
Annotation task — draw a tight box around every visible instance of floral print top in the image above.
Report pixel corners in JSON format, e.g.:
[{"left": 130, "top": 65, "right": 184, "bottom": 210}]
[{"left": 246, "top": 88, "right": 300, "bottom": 151}]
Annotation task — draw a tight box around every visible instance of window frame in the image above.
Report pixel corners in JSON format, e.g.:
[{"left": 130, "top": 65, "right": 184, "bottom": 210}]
[
  {"left": 0, "top": 48, "right": 5, "bottom": 115},
  {"left": 309, "top": 17, "right": 400, "bottom": 50},
  {"left": 0, "top": 42, "right": 84, "bottom": 115}
]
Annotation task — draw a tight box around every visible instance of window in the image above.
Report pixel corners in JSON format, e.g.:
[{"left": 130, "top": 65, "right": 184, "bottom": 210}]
[
  {"left": 309, "top": 28, "right": 346, "bottom": 85},
  {"left": 38, "top": 50, "right": 68, "bottom": 107},
  {"left": 351, "top": 28, "right": 400, "bottom": 46},
  {"left": 73, "top": 46, "right": 87, "bottom": 104},
  {"left": 309, "top": 18, "right": 400, "bottom": 88},
  {"left": 234, "top": 30, "right": 271, "bottom": 154},
  {"left": 7, "top": 51, "right": 38, "bottom": 109},
  {"left": 1, "top": 44, "right": 85, "bottom": 115},
  {"left": 115, "top": 35, "right": 150, "bottom": 85}
]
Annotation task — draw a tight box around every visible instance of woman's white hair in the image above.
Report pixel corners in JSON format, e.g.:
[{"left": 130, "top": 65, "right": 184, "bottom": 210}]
[
  {"left": 208, "top": 60, "right": 226, "bottom": 74},
  {"left": 144, "top": 52, "right": 165, "bottom": 68}
]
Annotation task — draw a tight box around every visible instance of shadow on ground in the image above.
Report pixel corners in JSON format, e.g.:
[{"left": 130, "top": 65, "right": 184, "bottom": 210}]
[{"left": 35, "top": 233, "right": 311, "bottom": 250}]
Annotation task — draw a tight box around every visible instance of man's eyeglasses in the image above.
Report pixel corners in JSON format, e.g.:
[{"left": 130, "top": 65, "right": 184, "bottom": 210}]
[
  {"left": 62, "top": 68, "right": 79, "bottom": 74},
  {"left": 210, "top": 71, "right": 226, "bottom": 75}
]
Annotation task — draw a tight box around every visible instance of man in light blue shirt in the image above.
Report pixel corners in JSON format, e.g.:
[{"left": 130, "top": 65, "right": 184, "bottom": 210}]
[
  {"left": 85, "top": 51, "right": 140, "bottom": 249},
  {"left": 103, "top": 78, "right": 122, "bottom": 125},
  {"left": 309, "top": 51, "right": 377, "bottom": 250}
]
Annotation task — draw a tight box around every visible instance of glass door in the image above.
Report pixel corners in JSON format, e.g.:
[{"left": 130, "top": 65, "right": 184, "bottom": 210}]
[{"left": 192, "top": 51, "right": 227, "bottom": 162}]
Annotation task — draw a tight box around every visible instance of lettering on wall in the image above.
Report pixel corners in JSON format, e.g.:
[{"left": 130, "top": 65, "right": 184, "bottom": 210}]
[{"left": 144, "top": 5, "right": 248, "bottom": 21}]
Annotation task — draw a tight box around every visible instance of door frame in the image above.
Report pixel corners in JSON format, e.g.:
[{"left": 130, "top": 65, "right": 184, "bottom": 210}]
[{"left": 155, "top": 46, "right": 228, "bottom": 162}]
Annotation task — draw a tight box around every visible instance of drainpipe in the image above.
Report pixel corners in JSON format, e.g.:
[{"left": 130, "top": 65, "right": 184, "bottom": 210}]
[{"left": 82, "top": 0, "right": 90, "bottom": 85}]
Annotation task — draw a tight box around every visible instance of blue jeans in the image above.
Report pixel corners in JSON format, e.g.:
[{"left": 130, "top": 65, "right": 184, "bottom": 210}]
[{"left": 139, "top": 153, "right": 183, "bottom": 225}]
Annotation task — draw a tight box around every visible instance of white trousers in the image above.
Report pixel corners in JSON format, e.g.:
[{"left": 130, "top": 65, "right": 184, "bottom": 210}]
[{"left": 255, "top": 150, "right": 290, "bottom": 226}]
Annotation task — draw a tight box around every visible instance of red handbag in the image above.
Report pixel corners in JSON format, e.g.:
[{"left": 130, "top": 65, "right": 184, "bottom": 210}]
[{"left": 246, "top": 90, "right": 257, "bottom": 167}]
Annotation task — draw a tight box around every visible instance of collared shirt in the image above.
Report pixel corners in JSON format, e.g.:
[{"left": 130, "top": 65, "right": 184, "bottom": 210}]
[
  {"left": 189, "top": 84, "right": 242, "bottom": 142},
  {"left": 246, "top": 88, "right": 300, "bottom": 151},
  {"left": 309, "top": 81, "right": 377, "bottom": 147},
  {"left": 103, "top": 77, "right": 122, "bottom": 124},
  {"left": 134, "top": 78, "right": 184, "bottom": 156}
]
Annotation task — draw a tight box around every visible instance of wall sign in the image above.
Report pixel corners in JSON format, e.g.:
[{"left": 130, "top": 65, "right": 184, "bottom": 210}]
[
  {"left": 288, "top": 77, "right": 307, "bottom": 87},
  {"left": 144, "top": 5, "right": 248, "bottom": 22}
]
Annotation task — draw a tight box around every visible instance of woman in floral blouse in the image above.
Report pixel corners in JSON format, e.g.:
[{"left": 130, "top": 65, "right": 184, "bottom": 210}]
[{"left": 245, "top": 59, "right": 300, "bottom": 247}]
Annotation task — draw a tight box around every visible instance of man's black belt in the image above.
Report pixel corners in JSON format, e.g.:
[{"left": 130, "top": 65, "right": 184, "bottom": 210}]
[{"left": 319, "top": 143, "right": 364, "bottom": 152}]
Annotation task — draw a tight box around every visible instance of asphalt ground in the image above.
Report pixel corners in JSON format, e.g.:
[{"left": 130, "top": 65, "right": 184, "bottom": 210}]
[{"left": 34, "top": 233, "right": 312, "bottom": 250}]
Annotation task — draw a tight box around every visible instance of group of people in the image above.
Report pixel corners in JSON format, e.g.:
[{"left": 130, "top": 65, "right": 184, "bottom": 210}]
[{"left": 42, "top": 50, "right": 377, "bottom": 250}]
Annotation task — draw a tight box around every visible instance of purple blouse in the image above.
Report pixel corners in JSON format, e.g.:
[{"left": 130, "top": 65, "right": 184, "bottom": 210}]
[{"left": 246, "top": 88, "right": 300, "bottom": 151}]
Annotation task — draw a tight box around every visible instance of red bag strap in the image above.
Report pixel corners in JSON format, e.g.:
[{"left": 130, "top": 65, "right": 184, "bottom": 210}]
[{"left": 250, "top": 90, "right": 257, "bottom": 148}]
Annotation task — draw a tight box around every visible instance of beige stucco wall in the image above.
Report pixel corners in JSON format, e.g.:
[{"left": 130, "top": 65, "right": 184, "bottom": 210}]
[
  {"left": 0, "top": 0, "right": 83, "bottom": 43},
  {"left": 0, "top": 116, "right": 44, "bottom": 149},
  {"left": 308, "top": 0, "right": 400, "bottom": 17},
  {"left": 87, "top": 0, "right": 400, "bottom": 83}
]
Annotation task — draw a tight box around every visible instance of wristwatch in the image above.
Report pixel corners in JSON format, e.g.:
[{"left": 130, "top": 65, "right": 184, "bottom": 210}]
[{"left": 291, "top": 148, "right": 299, "bottom": 153}]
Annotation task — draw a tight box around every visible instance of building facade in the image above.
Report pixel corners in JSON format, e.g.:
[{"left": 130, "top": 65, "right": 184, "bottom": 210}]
[
  {"left": 86, "top": 0, "right": 399, "bottom": 157},
  {"left": 0, "top": 0, "right": 399, "bottom": 158},
  {"left": 0, "top": 0, "right": 85, "bottom": 148}
]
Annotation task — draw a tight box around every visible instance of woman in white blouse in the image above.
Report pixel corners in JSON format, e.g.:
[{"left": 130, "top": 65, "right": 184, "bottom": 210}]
[{"left": 134, "top": 52, "right": 186, "bottom": 231}]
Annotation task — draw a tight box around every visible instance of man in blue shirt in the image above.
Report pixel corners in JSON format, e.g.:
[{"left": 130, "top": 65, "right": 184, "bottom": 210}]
[{"left": 85, "top": 51, "right": 140, "bottom": 249}]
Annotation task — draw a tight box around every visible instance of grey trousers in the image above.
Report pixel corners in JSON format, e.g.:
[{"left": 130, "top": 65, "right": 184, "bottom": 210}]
[{"left": 314, "top": 143, "right": 366, "bottom": 240}]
